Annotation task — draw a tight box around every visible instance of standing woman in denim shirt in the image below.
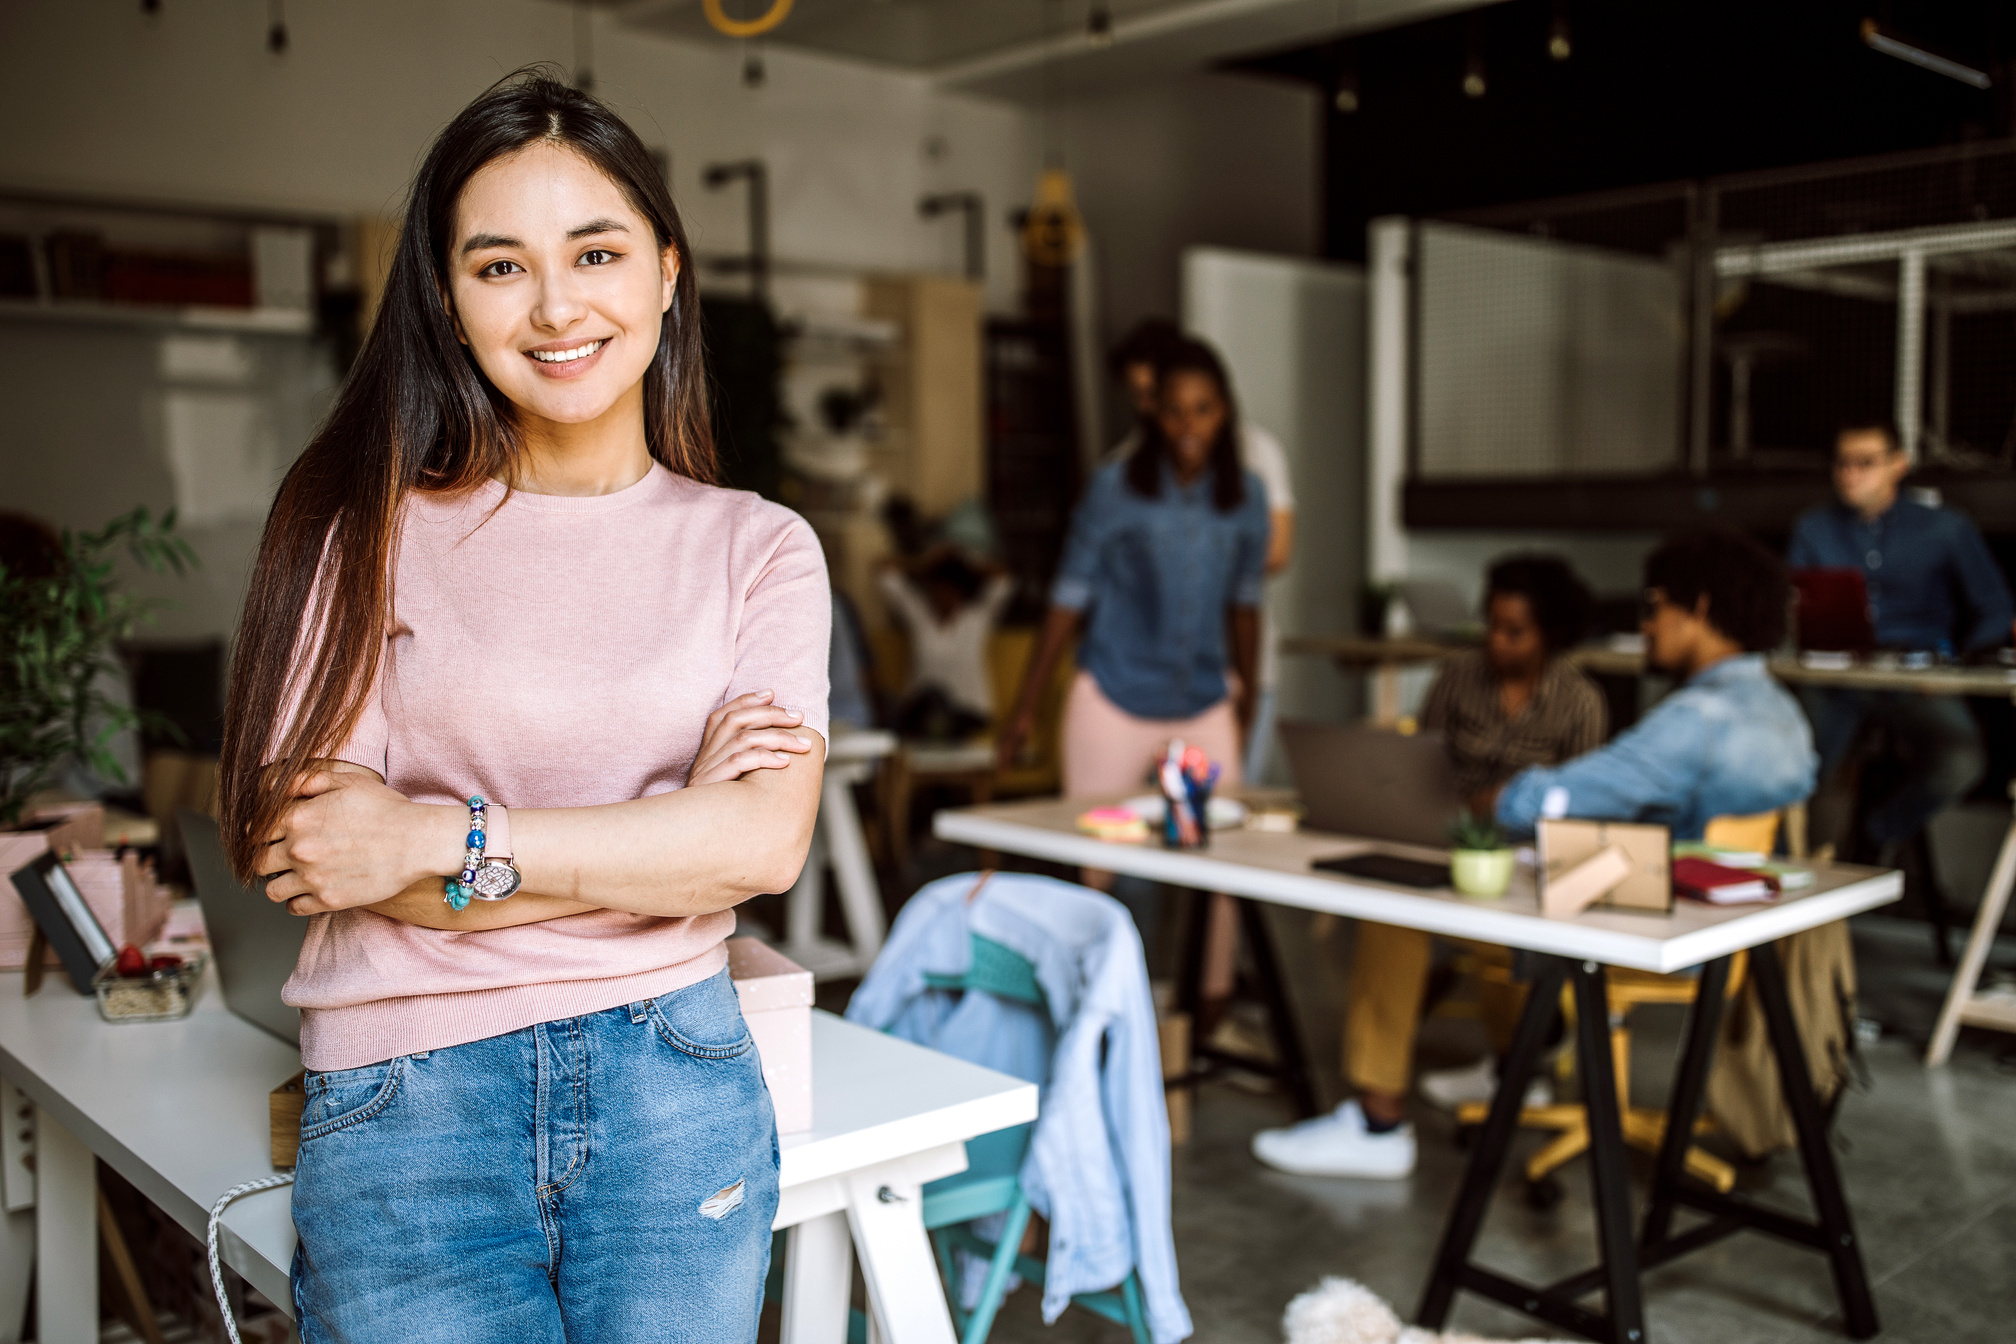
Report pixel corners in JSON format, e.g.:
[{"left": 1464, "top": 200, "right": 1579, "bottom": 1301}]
[{"left": 998, "top": 340, "right": 1268, "bottom": 1021}]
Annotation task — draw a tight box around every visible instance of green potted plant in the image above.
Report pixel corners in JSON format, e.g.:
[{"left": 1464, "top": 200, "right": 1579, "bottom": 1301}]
[
  {"left": 1448, "top": 810, "right": 1515, "bottom": 899},
  {"left": 1, "top": 507, "right": 195, "bottom": 829}
]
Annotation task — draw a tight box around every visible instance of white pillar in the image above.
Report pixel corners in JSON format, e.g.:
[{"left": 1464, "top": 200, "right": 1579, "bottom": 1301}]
[
  {"left": 1896, "top": 249, "right": 1926, "bottom": 463},
  {"left": 1367, "top": 216, "right": 1413, "bottom": 583}
]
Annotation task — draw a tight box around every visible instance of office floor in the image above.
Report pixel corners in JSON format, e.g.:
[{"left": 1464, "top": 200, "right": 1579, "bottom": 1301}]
[{"left": 844, "top": 841, "right": 2016, "bottom": 1344}]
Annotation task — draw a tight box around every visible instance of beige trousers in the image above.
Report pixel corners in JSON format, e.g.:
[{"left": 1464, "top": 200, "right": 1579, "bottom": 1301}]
[{"left": 1344, "top": 924, "right": 1530, "bottom": 1098}]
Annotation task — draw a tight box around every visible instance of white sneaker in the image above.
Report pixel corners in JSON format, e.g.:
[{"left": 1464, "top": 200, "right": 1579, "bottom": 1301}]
[
  {"left": 1251, "top": 1100, "right": 1416, "bottom": 1179},
  {"left": 1418, "top": 1057, "right": 1552, "bottom": 1111}
]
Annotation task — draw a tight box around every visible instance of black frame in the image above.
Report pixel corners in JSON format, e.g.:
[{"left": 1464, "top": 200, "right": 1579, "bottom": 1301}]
[
  {"left": 1416, "top": 946, "right": 1878, "bottom": 1343},
  {"left": 9, "top": 851, "right": 117, "bottom": 995}
]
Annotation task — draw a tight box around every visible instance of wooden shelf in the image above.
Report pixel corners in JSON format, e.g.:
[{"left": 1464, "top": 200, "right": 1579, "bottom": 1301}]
[{"left": 0, "top": 296, "right": 314, "bottom": 335}]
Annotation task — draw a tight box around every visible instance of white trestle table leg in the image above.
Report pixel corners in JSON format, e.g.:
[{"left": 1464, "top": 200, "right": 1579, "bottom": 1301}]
[
  {"left": 780, "top": 1210, "right": 853, "bottom": 1344},
  {"left": 822, "top": 771, "right": 887, "bottom": 969},
  {"left": 34, "top": 1106, "right": 93, "bottom": 1344},
  {"left": 844, "top": 1170, "right": 954, "bottom": 1344}
]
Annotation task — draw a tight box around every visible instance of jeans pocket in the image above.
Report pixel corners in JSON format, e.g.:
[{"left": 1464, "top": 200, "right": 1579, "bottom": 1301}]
[
  {"left": 647, "top": 972, "right": 754, "bottom": 1061},
  {"left": 299, "top": 1057, "right": 406, "bottom": 1142}
]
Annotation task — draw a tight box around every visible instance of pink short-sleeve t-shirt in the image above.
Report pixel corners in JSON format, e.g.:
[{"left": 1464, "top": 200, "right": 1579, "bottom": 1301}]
[{"left": 280, "top": 465, "right": 831, "bottom": 1070}]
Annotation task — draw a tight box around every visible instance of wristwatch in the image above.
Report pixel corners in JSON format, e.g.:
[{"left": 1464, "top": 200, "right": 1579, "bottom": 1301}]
[
  {"left": 446, "top": 796, "right": 521, "bottom": 909},
  {"left": 469, "top": 855, "right": 522, "bottom": 901}
]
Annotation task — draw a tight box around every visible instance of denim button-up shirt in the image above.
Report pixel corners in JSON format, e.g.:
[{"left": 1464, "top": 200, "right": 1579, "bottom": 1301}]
[
  {"left": 1050, "top": 459, "right": 1270, "bottom": 720},
  {"left": 1497, "top": 654, "right": 1817, "bottom": 841},
  {"left": 1787, "top": 497, "right": 2013, "bottom": 653}
]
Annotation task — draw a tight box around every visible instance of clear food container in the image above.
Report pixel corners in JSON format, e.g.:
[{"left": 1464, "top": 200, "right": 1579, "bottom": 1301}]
[{"left": 93, "top": 951, "right": 206, "bottom": 1023}]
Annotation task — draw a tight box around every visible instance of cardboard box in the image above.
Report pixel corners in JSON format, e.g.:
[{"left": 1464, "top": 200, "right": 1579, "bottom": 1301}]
[
  {"left": 727, "top": 937, "right": 813, "bottom": 1135},
  {"left": 1539, "top": 818, "right": 1672, "bottom": 914}
]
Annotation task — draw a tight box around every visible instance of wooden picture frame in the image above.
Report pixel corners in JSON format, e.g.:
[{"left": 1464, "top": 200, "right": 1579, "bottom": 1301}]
[{"left": 9, "top": 851, "right": 117, "bottom": 994}]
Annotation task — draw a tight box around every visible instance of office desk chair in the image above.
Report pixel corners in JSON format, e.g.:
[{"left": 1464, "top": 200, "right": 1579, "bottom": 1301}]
[{"left": 1457, "top": 809, "right": 1791, "bottom": 1209}]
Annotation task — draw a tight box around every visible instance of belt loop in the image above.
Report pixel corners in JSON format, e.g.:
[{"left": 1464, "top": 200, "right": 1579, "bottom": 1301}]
[{"left": 628, "top": 999, "right": 650, "bottom": 1024}]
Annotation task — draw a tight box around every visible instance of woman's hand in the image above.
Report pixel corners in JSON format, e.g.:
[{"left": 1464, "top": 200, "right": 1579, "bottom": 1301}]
[
  {"left": 259, "top": 765, "right": 458, "bottom": 916},
  {"left": 689, "top": 690, "right": 816, "bottom": 787},
  {"left": 995, "top": 706, "right": 1037, "bottom": 772}
]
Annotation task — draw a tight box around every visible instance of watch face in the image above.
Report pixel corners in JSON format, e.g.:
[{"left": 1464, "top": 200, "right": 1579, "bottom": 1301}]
[{"left": 471, "top": 861, "right": 522, "bottom": 901}]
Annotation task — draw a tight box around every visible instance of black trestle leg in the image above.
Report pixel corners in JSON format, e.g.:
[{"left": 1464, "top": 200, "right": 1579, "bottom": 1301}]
[
  {"left": 1236, "top": 897, "right": 1320, "bottom": 1118},
  {"left": 1640, "top": 955, "right": 1733, "bottom": 1251},
  {"left": 1175, "top": 888, "right": 1210, "bottom": 1020},
  {"left": 1417, "top": 955, "right": 1569, "bottom": 1330},
  {"left": 1570, "top": 960, "right": 1647, "bottom": 1344},
  {"left": 1749, "top": 941, "right": 1880, "bottom": 1339}
]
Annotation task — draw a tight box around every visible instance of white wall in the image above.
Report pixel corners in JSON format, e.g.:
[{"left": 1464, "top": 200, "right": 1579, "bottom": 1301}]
[
  {"left": 1057, "top": 72, "right": 1322, "bottom": 437},
  {"left": 0, "top": 0, "right": 1039, "bottom": 643},
  {"left": 1184, "top": 247, "right": 1368, "bottom": 745},
  {"left": 0, "top": 0, "right": 1036, "bottom": 313}
]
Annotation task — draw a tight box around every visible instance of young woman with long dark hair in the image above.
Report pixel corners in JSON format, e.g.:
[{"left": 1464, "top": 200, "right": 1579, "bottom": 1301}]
[{"left": 219, "top": 72, "right": 827, "bottom": 1340}]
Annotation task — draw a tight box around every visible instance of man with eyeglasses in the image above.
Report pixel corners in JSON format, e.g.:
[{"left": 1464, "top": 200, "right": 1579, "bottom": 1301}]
[
  {"left": 1787, "top": 422, "right": 2013, "bottom": 863},
  {"left": 1492, "top": 531, "right": 1818, "bottom": 841}
]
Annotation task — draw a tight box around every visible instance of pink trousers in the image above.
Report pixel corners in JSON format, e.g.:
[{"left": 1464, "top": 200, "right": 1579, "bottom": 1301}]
[
  {"left": 1060, "top": 671, "right": 1244, "bottom": 798},
  {"left": 1060, "top": 672, "right": 1246, "bottom": 1000}
]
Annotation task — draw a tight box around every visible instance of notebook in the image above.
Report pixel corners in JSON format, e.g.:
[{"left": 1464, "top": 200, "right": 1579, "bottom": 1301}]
[{"left": 1673, "top": 856, "right": 1779, "bottom": 905}]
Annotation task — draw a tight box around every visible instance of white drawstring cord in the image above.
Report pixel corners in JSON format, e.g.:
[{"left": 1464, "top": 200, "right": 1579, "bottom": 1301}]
[{"left": 206, "top": 1173, "right": 295, "bottom": 1344}]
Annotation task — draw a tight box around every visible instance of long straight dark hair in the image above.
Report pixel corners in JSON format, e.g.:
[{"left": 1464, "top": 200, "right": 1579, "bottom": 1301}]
[
  {"left": 1124, "top": 337, "right": 1246, "bottom": 512},
  {"left": 219, "top": 69, "right": 717, "bottom": 878}
]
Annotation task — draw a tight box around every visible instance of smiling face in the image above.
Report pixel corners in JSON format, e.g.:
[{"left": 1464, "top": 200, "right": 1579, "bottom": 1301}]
[
  {"left": 447, "top": 141, "right": 677, "bottom": 439},
  {"left": 1156, "top": 369, "right": 1227, "bottom": 478}
]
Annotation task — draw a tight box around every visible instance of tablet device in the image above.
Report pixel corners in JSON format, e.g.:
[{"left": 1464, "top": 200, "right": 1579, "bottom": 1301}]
[{"left": 1312, "top": 852, "right": 1450, "bottom": 889}]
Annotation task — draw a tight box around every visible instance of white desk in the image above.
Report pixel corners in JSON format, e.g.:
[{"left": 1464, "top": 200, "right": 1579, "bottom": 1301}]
[
  {"left": 935, "top": 797, "right": 1901, "bottom": 1344},
  {"left": 778, "top": 727, "right": 898, "bottom": 980},
  {"left": 936, "top": 796, "right": 1902, "bottom": 973},
  {"left": 0, "top": 969, "right": 1035, "bottom": 1344}
]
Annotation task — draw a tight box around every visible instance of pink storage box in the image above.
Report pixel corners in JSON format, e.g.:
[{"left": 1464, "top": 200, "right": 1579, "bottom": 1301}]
[
  {"left": 727, "top": 937, "right": 813, "bottom": 1135},
  {"left": 1, "top": 804, "right": 169, "bottom": 970}
]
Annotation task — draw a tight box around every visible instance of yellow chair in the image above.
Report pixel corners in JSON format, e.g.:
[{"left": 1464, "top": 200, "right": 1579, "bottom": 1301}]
[{"left": 1456, "top": 809, "right": 1796, "bottom": 1207}]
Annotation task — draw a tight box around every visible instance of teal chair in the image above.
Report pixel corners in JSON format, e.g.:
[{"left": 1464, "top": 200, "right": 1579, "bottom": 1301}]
[{"left": 844, "top": 934, "right": 1151, "bottom": 1344}]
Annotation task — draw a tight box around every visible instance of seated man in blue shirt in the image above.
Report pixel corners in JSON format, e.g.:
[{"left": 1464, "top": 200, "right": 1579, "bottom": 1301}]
[
  {"left": 1787, "top": 421, "right": 2015, "bottom": 856},
  {"left": 1497, "top": 530, "right": 1818, "bottom": 839}
]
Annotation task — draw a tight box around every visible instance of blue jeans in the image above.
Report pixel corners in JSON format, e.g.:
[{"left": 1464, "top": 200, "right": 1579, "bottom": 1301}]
[
  {"left": 290, "top": 969, "right": 779, "bottom": 1343},
  {"left": 1802, "top": 688, "right": 1986, "bottom": 847}
]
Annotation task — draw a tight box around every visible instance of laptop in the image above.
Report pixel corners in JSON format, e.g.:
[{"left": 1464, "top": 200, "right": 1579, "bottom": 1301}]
[
  {"left": 1394, "top": 578, "right": 1480, "bottom": 640},
  {"left": 1789, "top": 567, "right": 1875, "bottom": 653},
  {"left": 180, "top": 810, "right": 305, "bottom": 1046},
  {"left": 1277, "top": 720, "right": 1467, "bottom": 849}
]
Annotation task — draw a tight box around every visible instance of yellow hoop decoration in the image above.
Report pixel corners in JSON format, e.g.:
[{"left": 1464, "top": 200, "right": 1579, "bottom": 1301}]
[{"left": 703, "top": 0, "right": 794, "bottom": 39}]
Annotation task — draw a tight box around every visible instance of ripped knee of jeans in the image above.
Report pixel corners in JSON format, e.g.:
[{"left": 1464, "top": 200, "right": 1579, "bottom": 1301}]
[{"left": 699, "top": 1178, "right": 746, "bottom": 1220}]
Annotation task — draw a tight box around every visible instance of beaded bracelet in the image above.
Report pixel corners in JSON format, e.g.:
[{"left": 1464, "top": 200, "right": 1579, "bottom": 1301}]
[{"left": 443, "top": 796, "right": 521, "bottom": 910}]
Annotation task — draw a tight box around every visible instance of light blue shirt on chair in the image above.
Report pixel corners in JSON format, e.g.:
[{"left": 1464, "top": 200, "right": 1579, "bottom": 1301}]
[
  {"left": 1496, "top": 654, "right": 1817, "bottom": 842},
  {"left": 846, "top": 871, "right": 1191, "bottom": 1343}
]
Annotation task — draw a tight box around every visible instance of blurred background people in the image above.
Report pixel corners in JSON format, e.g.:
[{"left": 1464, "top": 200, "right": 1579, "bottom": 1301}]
[
  {"left": 1252, "top": 554, "right": 1605, "bottom": 1179},
  {"left": 1789, "top": 421, "right": 2015, "bottom": 862}
]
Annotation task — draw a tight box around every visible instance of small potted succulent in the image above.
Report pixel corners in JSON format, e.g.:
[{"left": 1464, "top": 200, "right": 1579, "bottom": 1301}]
[{"left": 1448, "top": 810, "right": 1515, "bottom": 899}]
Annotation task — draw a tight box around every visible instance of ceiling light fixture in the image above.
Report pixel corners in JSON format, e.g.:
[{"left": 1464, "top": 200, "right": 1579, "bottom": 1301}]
[
  {"left": 1548, "top": 0, "right": 1571, "bottom": 61},
  {"left": 1087, "top": 3, "right": 1113, "bottom": 48},
  {"left": 703, "top": 0, "right": 794, "bottom": 40},
  {"left": 1463, "top": 16, "right": 1487, "bottom": 98},
  {"left": 1332, "top": 40, "right": 1359, "bottom": 113},
  {"left": 1860, "top": 18, "right": 1991, "bottom": 89}
]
